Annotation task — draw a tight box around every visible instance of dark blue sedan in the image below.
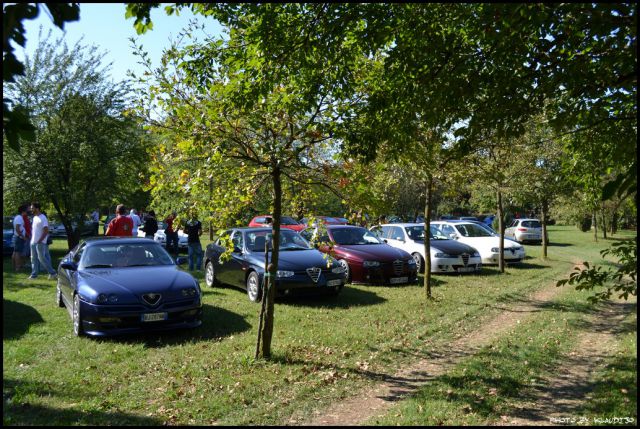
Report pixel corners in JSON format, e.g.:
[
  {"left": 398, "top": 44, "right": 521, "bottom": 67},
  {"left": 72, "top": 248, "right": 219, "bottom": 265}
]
[
  {"left": 56, "top": 237, "right": 202, "bottom": 337},
  {"left": 203, "top": 227, "right": 346, "bottom": 301}
]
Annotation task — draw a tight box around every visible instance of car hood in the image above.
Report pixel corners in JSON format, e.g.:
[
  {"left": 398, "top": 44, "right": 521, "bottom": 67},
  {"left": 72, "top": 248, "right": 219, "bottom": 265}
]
[
  {"left": 421, "top": 239, "right": 477, "bottom": 255},
  {"left": 77, "top": 265, "right": 195, "bottom": 296},
  {"left": 248, "top": 249, "right": 336, "bottom": 270},
  {"left": 335, "top": 244, "right": 410, "bottom": 261}
]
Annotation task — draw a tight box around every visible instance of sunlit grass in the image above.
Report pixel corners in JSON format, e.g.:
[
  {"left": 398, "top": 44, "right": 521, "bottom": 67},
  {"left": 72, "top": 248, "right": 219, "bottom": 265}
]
[{"left": 3, "top": 226, "right": 636, "bottom": 425}]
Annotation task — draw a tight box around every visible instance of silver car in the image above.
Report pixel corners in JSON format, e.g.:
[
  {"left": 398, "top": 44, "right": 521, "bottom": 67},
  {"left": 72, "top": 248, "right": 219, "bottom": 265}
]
[{"left": 504, "top": 218, "right": 544, "bottom": 244}]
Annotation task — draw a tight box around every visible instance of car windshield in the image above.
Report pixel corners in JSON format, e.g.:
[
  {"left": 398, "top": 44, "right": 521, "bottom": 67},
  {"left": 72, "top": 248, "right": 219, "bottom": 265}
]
[
  {"left": 81, "top": 242, "right": 175, "bottom": 268},
  {"left": 331, "top": 227, "right": 383, "bottom": 245},
  {"left": 281, "top": 216, "right": 300, "bottom": 225},
  {"left": 245, "top": 229, "right": 312, "bottom": 252},
  {"left": 521, "top": 220, "right": 541, "bottom": 228},
  {"left": 429, "top": 225, "right": 450, "bottom": 240},
  {"left": 454, "top": 223, "right": 494, "bottom": 238},
  {"left": 405, "top": 226, "right": 425, "bottom": 241}
]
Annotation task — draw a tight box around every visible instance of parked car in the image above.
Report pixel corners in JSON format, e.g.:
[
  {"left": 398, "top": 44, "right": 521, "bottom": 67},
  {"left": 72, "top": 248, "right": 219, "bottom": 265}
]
[
  {"left": 3, "top": 216, "right": 14, "bottom": 256},
  {"left": 301, "top": 225, "right": 418, "bottom": 285},
  {"left": 203, "top": 227, "right": 346, "bottom": 301},
  {"left": 141, "top": 221, "right": 189, "bottom": 251},
  {"left": 459, "top": 216, "right": 478, "bottom": 221},
  {"left": 50, "top": 218, "right": 94, "bottom": 238},
  {"left": 248, "top": 215, "right": 306, "bottom": 232},
  {"left": 56, "top": 237, "right": 202, "bottom": 337},
  {"left": 431, "top": 220, "right": 525, "bottom": 265},
  {"left": 505, "top": 218, "right": 546, "bottom": 244},
  {"left": 300, "top": 216, "right": 348, "bottom": 227},
  {"left": 370, "top": 223, "right": 482, "bottom": 274}
]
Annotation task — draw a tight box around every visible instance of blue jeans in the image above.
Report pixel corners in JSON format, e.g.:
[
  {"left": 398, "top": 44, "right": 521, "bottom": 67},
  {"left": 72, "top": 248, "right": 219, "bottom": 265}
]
[
  {"left": 187, "top": 242, "right": 203, "bottom": 271},
  {"left": 166, "top": 231, "right": 179, "bottom": 255},
  {"left": 30, "top": 242, "right": 56, "bottom": 277}
]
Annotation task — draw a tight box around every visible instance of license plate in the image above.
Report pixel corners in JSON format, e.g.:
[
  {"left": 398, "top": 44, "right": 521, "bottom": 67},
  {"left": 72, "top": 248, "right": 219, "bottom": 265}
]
[
  {"left": 327, "top": 279, "right": 342, "bottom": 287},
  {"left": 390, "top": 277, "right": 408, "bottom": 284},
  {"left": 142, "top": 312, "right": 167, "bottom": 322},
  {"left": 457, "top": 267, "right": 476, "bottom": 273}
]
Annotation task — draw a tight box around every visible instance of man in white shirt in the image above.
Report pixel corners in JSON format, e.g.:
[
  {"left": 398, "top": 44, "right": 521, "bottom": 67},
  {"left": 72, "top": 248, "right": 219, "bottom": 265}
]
[
  {"left": 129, "top": 209, "right": 141, "bottom": 237},
  {"left": 28, "top": 202, "right": 57, "bottom": 280}
]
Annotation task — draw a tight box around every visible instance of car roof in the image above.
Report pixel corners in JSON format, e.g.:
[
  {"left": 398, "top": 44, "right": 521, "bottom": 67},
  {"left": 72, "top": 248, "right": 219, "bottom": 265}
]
[
  {"left": 378, "top": 223, "right": 425, "bottom": 227},
  {"left": 515, "top": 218, "right": 540, "bottom": 222}
]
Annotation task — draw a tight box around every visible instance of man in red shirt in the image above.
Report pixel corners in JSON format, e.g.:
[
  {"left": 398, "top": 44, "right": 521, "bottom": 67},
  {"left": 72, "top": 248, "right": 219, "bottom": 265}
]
[
  {"left": 164, "top": 210, "right": 179, "bottom": 256},
  {"left": 105, "top": 204, "right": 134, "bottom": 236}
]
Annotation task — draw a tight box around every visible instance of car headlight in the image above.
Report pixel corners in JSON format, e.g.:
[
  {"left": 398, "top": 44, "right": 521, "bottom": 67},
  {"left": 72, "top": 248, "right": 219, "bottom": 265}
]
[
  {"left": 491, "top": 247, "right": 499, "bottom": 253},
  {"left": 331, "top": 266, "right": 345, "bottom": 274},
  {"left": 181, "top": 287, "right": 198, "bottom": 297},
  {"left": 362, "top": 261, "right": 380, "bottom": 268},
  {"left": 407, "top": 258, "right": 416, "bottom": 265},
  {"left": 97, "top": 293, "right": 119, "bottom": 304},
  {"left": 276, "top": 270, "right": 295, "bottom": 278},
  {"left": 472, "top": 251, "right": 480, "bottom": 257},
  {"left": 434, "top": 252, "right": 454, "bottom": 258}
]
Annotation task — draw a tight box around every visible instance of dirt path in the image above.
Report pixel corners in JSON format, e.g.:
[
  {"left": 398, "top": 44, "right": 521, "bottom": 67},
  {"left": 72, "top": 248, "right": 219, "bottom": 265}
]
[
  {"left": 297, "top": 277, "right": 572, "bottom": 426},
  {"left": 498, "top": 298, "right": 634, "bottom": 426}
]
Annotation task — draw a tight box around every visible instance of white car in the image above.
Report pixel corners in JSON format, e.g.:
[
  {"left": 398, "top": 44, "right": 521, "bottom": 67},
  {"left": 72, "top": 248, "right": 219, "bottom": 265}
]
[
  {"left": 505, "top": 218, "right": 545, "bottom": 244},
  {"left": 370, "top": 223, "right": 482, "bottom": 274},
  {"left": 431, "top": 220, "right": 525, "bottom": 265},
  {"left": 138, "top": 221, "right": 188, "bottom": 250}
]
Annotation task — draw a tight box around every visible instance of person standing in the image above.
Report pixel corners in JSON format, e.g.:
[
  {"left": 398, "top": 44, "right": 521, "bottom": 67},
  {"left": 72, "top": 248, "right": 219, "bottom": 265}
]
[
  {"left": 28, "top": 202, "right": 57, "bottom": 280},
  {"left": 90, "top": 208, "right": 100, "bottom": 236},
  {"left": 12, "top": 204, "right": 28, "bottom": 271},
  {"left": 140, "top": 210, "right": 158, "bottom": 239},
  {"left": 105, "top": 204, "right": 134, "bottom": 237},
  {"left": 182, "top": 211, "right": 203, "bottom": 271},
  {"left": 129, "top": 208, "right": 142, "bottom": 237},
  {"left": 164, "top": 211, "right": 179, "bottom": 256}
]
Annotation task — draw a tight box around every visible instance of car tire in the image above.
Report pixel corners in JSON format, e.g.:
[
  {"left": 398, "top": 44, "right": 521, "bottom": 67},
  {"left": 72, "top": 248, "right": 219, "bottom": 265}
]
[
  {"left": 56, "top": 282, "right": 65, "bottom": 308},
  {"left": 338, "top": 259, "right": 350, "bottom": 283},
  {"left": 412, "top": 253, "right": 425, "bottom": 274},
  {"left": 246, "top": 271, "right": 262, "bottom": 303},
  {"left": 205, "top": 261, "right": 218, "bottom": 287},
  {"left": 72, "top": 294, "right": 85, "bottom": 337}
]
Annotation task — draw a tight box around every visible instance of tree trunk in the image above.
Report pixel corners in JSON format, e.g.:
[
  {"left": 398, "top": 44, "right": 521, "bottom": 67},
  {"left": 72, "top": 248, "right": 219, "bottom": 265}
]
[
  {"left": 257, "top": 166, "right": 282, "bottom": 359},
  {"left": 611, "top": 210, "right": 619, "bottom": 235},
  {"left": 255, "top": 235, "right": 270, "bottom": 359},
  {"left": 541, "top": 199, "right": 548, "bottom": 259},
  {"left": 601, "top": 204, "right": 607, "bottom": 239},
  {"left": 497, "top": 189, "right": 505, "bottom": 273},
  {"left": 423, "top": 176, "right": 433, "bottom": 299}
]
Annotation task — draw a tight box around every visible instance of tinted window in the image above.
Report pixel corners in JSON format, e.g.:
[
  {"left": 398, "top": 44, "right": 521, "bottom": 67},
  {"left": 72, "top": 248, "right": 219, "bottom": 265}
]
[
  {"left": 455, "top": 223, "right": 493, "bottom": 237},
  {"left": 245, "top": 229, "right": 311, "bottom": 252},
  {"left": 281, "top": 216, "right": 299, "bottom": 225},
  {"left": 521, "top": 220, "right": 541, "bottom": 228},
  {"left": 390, "top": 226, "right": 405, "bottom": 240},
  {"left": 81, "top": 242, "right": 174, "bottom": 268},
  {"left": 330, "top": 227, "right": 382, "bottom": 245},
  {"left": 405, "top": 226, "right": 426, "bottom": 241}
]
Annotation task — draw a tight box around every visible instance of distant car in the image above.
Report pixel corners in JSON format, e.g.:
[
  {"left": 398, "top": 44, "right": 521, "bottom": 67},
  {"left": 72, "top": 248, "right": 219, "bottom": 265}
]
[
  {"left": 56, "top": 237, "right": 202, "bottom": 337},
  {"left": 301, "top": 225, "right": 418, "bottom": 285},
  {"left": 370, "top": 223, "right": 482, "bottom": 274},
  {"left": 203, "top": 227, "right": 346, "bottom": 301},
  {"left": 459, "top": 216, "right": 478, "bottom": 221},
  {"left": 3, "top": 216, "right": 14, "bottom": 256},
  {"left": 300, "top": 216, "right": 348, "bottom": 227},
  {"left": 431, "top": 221, "right": 525, "bottom": 265},
  {"left": 505, "top": 218, "right": 545, "bottom": 244},
  {"left": 140, "top": 221, "right": 189, "bottom": 251},
  {"left": 50, "top": 218, "right": 94, "bottom": 237},
  {"left": 248, "top": 215, "right": 306, "bottom": 232}
]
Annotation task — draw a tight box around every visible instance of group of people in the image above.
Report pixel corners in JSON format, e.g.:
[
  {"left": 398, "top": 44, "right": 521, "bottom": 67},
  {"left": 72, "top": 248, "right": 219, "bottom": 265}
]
[
  {"left": 105, "top": 204, "right": 203, "bottom": 271},
  {"left": 12, "top": 202, "right": 58, "bottom": 280}
]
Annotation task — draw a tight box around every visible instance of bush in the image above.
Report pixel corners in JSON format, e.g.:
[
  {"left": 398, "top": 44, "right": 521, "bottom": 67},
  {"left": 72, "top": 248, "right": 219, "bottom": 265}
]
[{"left": 577, "top": 215, "right": 592, "bottom": 232}]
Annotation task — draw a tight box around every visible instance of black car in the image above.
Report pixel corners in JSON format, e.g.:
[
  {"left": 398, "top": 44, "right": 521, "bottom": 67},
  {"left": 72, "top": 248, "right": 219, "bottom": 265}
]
[{"left": 203, "top": 227, "right": 346, "bottom": 301}]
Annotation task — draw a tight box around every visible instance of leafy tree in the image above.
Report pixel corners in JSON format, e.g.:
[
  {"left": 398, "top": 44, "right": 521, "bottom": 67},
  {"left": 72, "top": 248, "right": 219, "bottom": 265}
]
[
  {"left": 3, "top": 32, "right": 149, "bottom": 249},
  {"left": 3, "top": 3, "right": 80, "bottom": 151}
]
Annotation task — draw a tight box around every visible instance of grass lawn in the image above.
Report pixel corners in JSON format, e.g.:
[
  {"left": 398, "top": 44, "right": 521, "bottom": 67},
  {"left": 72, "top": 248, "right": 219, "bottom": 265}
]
[{"left": 3, "top": 226, "right": 636, "bottom": 425}]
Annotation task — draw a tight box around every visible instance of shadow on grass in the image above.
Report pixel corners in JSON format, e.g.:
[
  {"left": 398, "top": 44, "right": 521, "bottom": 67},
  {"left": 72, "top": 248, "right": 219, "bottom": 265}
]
[
  {"left": 278, "top": 286, "right": 387, "bottom": 309},
  {"left": 3, "top": 378, "right": 164, "bottom": 425},
  {"left": 3, "top": 299, "right": 44, "bottom": 340},
  {"left": 95, "top": 304, "right": 252, "bottom": 348},
  {"left": 547, "top": 242, "right": 573, "bottom": 247}
]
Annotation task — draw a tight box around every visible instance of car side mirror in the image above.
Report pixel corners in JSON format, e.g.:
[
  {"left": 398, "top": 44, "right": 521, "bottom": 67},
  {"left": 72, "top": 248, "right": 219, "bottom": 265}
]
[
  {"left": 175, "top": 256, "right": 188, "bottom": 265},
  {"left": 383, "top": 239, "right": 388, "bottom": 243},
  {"left": 60, "top": 259, "right": 78, "bottom": 271}
]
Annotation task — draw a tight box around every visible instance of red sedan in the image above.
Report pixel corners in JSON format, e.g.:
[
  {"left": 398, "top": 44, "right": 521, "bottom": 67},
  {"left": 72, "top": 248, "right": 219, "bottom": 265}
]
[
  {"left": 301, "top": 225, "right": 418, "bottom": 285},
  {"left": 248, "top": 215, "right": 306, "bottom": 232}
]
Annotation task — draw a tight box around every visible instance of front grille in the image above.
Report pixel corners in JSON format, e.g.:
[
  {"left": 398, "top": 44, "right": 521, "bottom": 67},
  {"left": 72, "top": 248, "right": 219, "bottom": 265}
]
[
  {"left": 306, "top": 267, "right": 322, "bottom": 283},
  {"left": 461, "top": 253, "right": 469, "bottom": 266},
  {"left": 393, "top": 260, "right": 404, "bottom": 276}
]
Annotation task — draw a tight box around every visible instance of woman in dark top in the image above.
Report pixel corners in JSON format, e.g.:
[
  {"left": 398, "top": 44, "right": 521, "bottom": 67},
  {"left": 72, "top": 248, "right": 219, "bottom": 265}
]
[{"left": 141, "top": 210, "right": 158, "bottom": 238}]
